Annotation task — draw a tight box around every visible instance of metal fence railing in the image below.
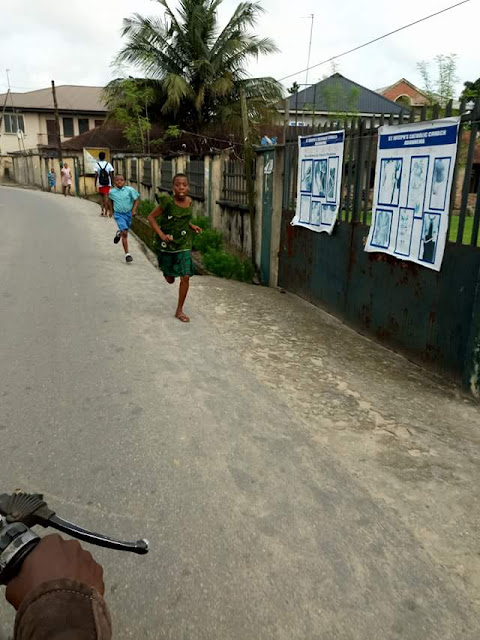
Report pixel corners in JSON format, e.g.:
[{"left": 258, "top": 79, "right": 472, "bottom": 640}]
[
  {"left": 161, "top": 159, "right": 173, "bottom": 190},
  {"left": 186, "top": 158, "right": 205, "bottom": 198},
  {"left": 283, "top": 97, "right": 480, "bottom": 247},
  {"left": 130, "top": 158, "right": 137, "bottom": 183},
  {"left": 143, "top": 158, "right": 152, "bottom": 186},
  {"left": 222, "top": 159, "right": 250, "bottom": 206}
]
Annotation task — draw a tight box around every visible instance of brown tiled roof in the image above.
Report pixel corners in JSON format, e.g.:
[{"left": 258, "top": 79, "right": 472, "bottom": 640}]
[{"left": 0, "top": 85, "right": 107, "bottom": 113}]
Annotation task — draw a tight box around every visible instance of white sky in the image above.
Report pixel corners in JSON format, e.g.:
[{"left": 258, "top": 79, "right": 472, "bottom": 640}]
[{"left": 0, "top": 0, "right": 478, "bottom": 97}]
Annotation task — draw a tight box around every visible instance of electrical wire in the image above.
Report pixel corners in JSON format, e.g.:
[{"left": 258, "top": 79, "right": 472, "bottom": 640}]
[{"left": 279, "top": 0, "right": 472, "bottom": 83}]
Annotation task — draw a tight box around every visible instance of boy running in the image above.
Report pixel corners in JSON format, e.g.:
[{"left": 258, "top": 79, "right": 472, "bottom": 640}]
[
  {"left": 147, "top": 174, "right": 202, "bottom": 322},
  {"left": 95, "top": 152, "right": 114, "bottom": 217},
  {"left": 108, "top": 175, "right": 139, "bottom": 263}
]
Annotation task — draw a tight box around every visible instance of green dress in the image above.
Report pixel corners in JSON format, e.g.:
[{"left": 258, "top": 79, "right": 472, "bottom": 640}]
[{"left": 154, "top": 194, "right": 195, "bottom": 277}]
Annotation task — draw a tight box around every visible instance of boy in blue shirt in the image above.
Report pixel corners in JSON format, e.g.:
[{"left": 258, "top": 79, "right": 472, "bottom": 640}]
[{"left": 108, "top": 175, "right": 140, "bottom": 263}]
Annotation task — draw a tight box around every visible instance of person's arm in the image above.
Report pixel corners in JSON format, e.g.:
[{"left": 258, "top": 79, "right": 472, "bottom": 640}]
[
  {"left": 6, "top": 534, "right": 111, "bottom": 640},
  {"left": 189, "top": 222, "right": 202, "bottom": 234},
  {"left": 147, "top": 206, "right": 173, "bottom": 243},
  {"left": 132, "top": 198, "right": 139, "bottom": 216},
  {"left": 108, "top": 195, "right": 114, "bottom": 218}
]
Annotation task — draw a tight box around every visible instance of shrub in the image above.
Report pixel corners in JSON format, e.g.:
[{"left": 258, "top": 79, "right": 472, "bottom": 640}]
[
  {"left": 137, "top": 199, "right": 156, "bottom": 217},
  {"left": 193, "top": 228, "right": 223, "bottom": 253},
  {"left": 203, "top": 249, "right": 254, "bottom": 283},
  {"left": 191, "top": 215, "right": 211, "bottom": 230}
]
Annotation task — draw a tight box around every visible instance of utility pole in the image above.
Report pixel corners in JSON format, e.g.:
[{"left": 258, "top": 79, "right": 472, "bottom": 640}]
[
  {"left": 304, "top": 14, "right": 314, "bottom": 88},
  {"left": 51, "top": 80, "right": 63, "bottom": 162},
  {"left": 240, "top": 89, "right": 258, "bottom": 280}
]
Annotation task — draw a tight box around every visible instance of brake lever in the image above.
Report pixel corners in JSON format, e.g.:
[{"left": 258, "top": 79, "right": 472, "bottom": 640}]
[
  {"left": 0, "top": 492, "right": 148, "bottom": 584},
  {"left": 48, "top": 514, "right": 148, "bottom": 554}
]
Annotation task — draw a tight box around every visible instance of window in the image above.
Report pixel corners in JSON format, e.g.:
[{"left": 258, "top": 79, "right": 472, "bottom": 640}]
[
  {"left": 63, "top": 117, "right": 74, "bottom": 138},
  {"left": 3, "top": 114, "right": 25, "bottom": 134},
  {"left": 94, "top": 120, "right": 104, "bottom": 128},
  {"left": 78, "top": 118, "right": 89, "bottom": 134}
]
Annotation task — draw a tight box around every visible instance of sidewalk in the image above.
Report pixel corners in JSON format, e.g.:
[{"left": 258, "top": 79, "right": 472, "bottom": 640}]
[{"left": 187, "top": 274, "right": 480, "bottom": 610}]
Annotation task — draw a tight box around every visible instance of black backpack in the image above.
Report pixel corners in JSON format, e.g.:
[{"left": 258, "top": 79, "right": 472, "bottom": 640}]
[{"left": 97, "top": 161, "right": 110, "bottom": 186}]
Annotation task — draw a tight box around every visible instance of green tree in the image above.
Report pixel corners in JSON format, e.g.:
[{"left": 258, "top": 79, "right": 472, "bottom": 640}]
[
  {"left": 112, "top": 0, "right": 283, "bottom": 132},
  {"left": 106, "top": 78, "right": 155, "bottom": 153},
  {"left": 460, "top": 77, "right": 480, "bottom": 102},
  {"left": 417, "top": 54, "right": 459, "bottom": 107}
]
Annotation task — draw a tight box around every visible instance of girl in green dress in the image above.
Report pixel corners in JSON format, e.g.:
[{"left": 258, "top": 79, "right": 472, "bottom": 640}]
[{"left": 147, "top": 174, "right": 202, "bottom": 323}]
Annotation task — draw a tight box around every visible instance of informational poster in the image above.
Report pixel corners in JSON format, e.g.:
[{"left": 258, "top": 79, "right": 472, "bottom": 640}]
[
  {"left": 365, "top": 118, "right": 460, "bottom": 271},
  {"left": 83, "top": 147, "right": 111, "bottom": 174},
  {"left": 292, "top": 130, "right": 345, "bottom": 234}
]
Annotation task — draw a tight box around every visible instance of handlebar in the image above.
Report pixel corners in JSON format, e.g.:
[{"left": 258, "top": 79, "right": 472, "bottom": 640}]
[{"left": 0, "top": 492, "right": 148, "bottom": 584}]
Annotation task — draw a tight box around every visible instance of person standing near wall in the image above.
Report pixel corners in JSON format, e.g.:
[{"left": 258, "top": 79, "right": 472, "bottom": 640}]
[
  {"left": 47, "top": 166, "right": 57, "bottom": 192},
  {"left": 61, "top": 162, "right": 72, "bottom": 196},
  {"left": 95, "top": 152, "right": 114, "bottom": 217}
]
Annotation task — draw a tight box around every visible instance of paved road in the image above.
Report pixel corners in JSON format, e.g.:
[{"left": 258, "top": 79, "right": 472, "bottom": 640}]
[{"left": 0, "top": 186, "right": 477, "bottom": 639}]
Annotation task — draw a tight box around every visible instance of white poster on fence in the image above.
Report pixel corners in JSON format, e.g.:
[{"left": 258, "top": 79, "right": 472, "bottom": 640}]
[
  {"left": 365, "top": 117, "right": 460, "bottom": 272},
  {"left": 292, "top": 130, "right": 345, "bottom": 234}
]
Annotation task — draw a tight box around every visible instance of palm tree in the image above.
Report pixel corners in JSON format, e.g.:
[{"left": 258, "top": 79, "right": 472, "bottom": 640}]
[{"left": 111, "top": 0, "right": 283, "bottom": 132}]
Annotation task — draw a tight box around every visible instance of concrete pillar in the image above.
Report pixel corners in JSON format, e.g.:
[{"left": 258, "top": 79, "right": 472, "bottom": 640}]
[
  {"left": 211, "top": 153, "right": 223, "bottom": 230},
  {"left": 269, "top": 146, "right": 284, "bottom": 287},
  {"left": 255, "top": 152, "right": 264, "bottom": 269}
]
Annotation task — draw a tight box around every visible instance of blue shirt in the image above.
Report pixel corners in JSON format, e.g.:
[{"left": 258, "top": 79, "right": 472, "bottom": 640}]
[{"left": 109, "top": 186, "right": 139, "bottom": 213}]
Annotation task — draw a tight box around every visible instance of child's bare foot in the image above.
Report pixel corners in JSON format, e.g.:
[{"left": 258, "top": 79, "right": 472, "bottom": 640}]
[{"left": 175, "top": 311, "right": 190, "bottom": 323}]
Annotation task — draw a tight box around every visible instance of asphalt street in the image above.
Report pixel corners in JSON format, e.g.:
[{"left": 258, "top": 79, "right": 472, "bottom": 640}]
[{"left": 0, "top": 186, "right": 477, "bottom": 639}]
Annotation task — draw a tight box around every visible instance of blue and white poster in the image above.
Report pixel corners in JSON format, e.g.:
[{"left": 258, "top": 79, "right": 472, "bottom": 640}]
[
  {"left": 365, "top": 117, "right": 460, "bottom": 271},
  {"left": 292, "top": 130, "right": 345, "bottom": 235}
]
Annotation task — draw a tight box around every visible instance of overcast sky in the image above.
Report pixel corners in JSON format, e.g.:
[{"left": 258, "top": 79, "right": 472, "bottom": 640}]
[{"left": 0, "top": 0, "right": 478, "bottom": 97}]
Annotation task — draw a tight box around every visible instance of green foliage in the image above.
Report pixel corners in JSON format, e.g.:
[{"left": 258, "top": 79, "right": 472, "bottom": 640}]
[
  {"left": 417, "top": 54, "right": 459, "bottom": 107},
  {"left": 113, "top": 0, "right": 283, "bottom": 132},
  {"left": 203, "top": 249, "right": 254, "bottom": 282},
  {"left": 193, "top": 228, "right": 223, "bottom": 253},
  {"left": 191, "top": 214, "right": 211, "bottom": 230},
  {"left": 150, "top": 125, "right": 182, "bottom": 150},
  {"left": 460, "top": 77, "right": 480, "bottom": 102},
  {"left": 105, "top": 79, "right": 155, "bottom": 152},
  {"left": 137, "top": 199, "right": 156, "bottom": 217}
]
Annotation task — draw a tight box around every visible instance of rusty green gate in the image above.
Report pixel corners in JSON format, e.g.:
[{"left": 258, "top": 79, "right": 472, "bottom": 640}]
[{"left": 278, "top": 101, "right": 480, "bottom": 393}]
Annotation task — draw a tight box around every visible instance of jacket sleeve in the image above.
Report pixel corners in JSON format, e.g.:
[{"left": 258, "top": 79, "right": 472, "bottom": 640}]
[{"left": 14, "top": 579, "right": 112, "bottom": 640}]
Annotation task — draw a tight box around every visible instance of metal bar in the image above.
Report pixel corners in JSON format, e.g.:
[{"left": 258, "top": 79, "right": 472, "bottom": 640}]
[
  {"left": 420, "top": 105, "right": 427, "bottom": 122},
  {"left": 399, "top": 111, "right": 404, "bottom": 125},
  {"left": 445, "top": 99, "right": 453, "bottom": 117},
  {"left": 338, "top": 118, "right": 349, "bottom": 220},
  {"left": 457, "top": 98, "right": 480, "bottom": 244},
  {"left": 432, "top": 104, "right": 440, "bottom": 120},
  {"left": 409, "top": 108, "right": 415, "bottom": 123},
  {"left": 471, "top": 175, "right": 480, "bottom": 247},
  {"left": 363, "top": 117, "right": 375, "bottom": 224},
  {"left": 352, "top": 119, "right": 365, "bottom": 222},
  {"left": 345, "top": 120, "right": 355, "bottom": 222}
]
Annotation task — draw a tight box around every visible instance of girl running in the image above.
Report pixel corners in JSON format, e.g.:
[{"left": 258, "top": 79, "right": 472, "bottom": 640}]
[{"left": 147, "top": 174, "right": 202, "bottom": 323}]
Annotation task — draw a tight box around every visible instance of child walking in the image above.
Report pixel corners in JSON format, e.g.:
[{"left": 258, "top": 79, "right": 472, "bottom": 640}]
[
  {"left": 147, "top": 174, "right": 202, "bottom": 323},
  {"left": 47, "top": 167, "right": 56, "bottom": 192},
  {"left": 108, "top": 175, "right": 139, "bottom": 263}
]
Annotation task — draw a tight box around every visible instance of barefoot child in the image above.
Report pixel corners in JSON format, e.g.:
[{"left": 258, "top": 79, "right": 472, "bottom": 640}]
[
  {"left": 108, "top": 175, "right": 139, "bottom": 263},
  {"left": 147, "top": 174, "right": 202, "bottom": 322}
]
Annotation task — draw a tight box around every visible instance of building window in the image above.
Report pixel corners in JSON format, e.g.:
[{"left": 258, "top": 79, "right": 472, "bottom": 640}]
[
  {"left": 63, "top": 117, "right": 74, "bottom": 138},
  {"left": 78, "top": 118, "right": 89, "bottom": 134},
  {"left": 3, "top": 114, "right": 25, "bottom": 134},
  {"left": 94, "top": 120, "right": 104, "bottom": 128}
]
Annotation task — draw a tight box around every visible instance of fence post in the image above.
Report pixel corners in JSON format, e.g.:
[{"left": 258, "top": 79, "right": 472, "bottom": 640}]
[
  {"left": 210, "top": 153, "right": 223, "bottom": 229},
  {"left": 464, "top": 265, "right": 480, "bottom": 397},
  {"left": 269, "top": 146, "right": 284, "bottom": 287}
]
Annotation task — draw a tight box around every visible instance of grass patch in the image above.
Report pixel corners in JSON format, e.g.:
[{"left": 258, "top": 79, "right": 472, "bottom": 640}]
[
  {"left": 203, "top": 249, "right": 254, "bottom": 283},
  {"left": 137, "top": 199, "right": 156, "bottom": 218}
]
